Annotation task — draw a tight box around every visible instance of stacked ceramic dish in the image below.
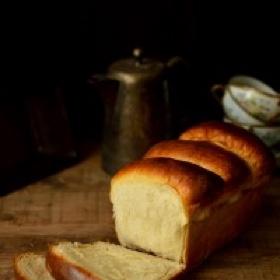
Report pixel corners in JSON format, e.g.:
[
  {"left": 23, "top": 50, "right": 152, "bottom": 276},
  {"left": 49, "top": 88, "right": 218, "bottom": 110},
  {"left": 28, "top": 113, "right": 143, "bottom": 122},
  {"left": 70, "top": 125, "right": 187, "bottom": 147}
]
[{"left": 212, "top": 75, "right": 280, "bottom": 164}]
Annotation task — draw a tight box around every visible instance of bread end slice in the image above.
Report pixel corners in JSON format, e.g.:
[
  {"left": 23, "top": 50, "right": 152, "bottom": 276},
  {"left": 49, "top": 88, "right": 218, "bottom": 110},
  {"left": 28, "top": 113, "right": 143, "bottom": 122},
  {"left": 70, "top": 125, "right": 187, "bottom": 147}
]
[
  {"left": 14, "top": 253, "right": 54, "bottom": 280},
  {"left": 47, "top": 241, "right": 185, "bottom": 280}
]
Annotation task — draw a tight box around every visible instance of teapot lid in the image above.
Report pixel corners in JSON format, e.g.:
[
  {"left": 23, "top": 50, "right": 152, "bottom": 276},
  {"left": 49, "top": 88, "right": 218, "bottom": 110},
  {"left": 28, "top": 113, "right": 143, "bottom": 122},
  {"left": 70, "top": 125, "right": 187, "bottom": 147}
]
[{"left": 108, "top": 48, "right": 165, "bottom": 83}]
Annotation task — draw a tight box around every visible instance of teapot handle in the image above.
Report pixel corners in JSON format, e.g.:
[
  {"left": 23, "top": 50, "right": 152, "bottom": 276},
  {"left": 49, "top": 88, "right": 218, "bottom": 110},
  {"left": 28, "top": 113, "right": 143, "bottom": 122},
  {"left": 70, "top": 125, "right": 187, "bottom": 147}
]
[{"left": 211, "top": 84, "right": 225, "bottom": 105}]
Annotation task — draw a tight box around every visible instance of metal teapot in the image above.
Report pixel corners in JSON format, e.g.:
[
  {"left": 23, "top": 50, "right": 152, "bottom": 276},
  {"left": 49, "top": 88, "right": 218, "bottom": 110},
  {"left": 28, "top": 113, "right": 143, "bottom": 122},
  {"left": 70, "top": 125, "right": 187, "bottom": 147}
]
[{"left": 90, "top": 49, "right": 182, "bottom": 174}]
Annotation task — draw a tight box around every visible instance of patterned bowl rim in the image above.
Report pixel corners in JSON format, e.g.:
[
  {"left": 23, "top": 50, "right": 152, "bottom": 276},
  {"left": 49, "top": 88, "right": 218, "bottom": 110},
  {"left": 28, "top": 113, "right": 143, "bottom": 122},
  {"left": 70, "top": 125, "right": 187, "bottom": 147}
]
[
  {"left": 228, "top": 75, "right": 280, "bottom": 99},
  {"left": 227, "top": 84, "right": 280, "bottom": 124}
]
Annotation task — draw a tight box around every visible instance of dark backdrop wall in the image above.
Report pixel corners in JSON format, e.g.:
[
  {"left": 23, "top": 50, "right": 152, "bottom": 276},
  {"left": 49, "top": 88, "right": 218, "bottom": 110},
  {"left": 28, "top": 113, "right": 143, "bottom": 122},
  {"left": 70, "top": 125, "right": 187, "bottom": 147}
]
[
  {"left": 2, "top": 1, "right": 279, "bottom": 94},
  {"left": 2, "top": 1, "right": 279, "bottom": 86}
]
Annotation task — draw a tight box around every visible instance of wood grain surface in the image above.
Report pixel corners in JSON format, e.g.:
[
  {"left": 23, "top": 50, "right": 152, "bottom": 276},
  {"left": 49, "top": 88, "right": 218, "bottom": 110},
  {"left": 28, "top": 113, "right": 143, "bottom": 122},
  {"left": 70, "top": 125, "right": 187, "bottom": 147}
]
[{"left": 0, "top": 150, "right": 279, "bottom": 279}]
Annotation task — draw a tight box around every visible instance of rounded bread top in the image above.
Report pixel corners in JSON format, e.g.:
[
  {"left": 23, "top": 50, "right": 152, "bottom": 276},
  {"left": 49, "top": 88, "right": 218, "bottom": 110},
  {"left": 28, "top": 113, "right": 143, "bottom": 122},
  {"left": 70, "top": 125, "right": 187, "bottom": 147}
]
[
  {"left": 111, "top": 157, "right": 224, "bottom": 206},
  {"left": 179, "top": 121, "right": 275, "bottom": 185},
  {"left": 144, "top": 140, "right": 250, "bottom": 187}
]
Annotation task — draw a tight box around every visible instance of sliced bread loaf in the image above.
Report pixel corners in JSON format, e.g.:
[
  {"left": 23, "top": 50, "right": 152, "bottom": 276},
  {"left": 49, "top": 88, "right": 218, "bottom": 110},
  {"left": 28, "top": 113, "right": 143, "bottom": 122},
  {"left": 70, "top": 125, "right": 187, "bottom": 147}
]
[{"left": 110, "top": 122, "right": 274, "bottom": 269}]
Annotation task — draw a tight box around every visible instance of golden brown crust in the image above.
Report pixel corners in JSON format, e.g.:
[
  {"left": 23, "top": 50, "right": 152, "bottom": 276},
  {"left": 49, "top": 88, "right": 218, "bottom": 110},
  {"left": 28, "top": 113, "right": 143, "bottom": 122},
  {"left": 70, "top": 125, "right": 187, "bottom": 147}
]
[
  {"left": 14, "top": 273, "right": 27, "bottom": 280},
  {"left": 144, "top": 140, "right": 250, "bottom": 187},
  {"left": 46, "top": 246, "right": 101, "bottom": 280},
  {"left": 179, "top": 121, "right": 275, "bottom": 185},
  {"left": 14, "top": 255, "right": 27, "bottom": 280},
  {"left": 14, "top": 272, "right": 26, "bottom": 280},
  {"left": 186, "top": 188, "right": 263, "bottom": 270},
  {"left": 112, "top": 157, "right": 224, "bottom": 206}
]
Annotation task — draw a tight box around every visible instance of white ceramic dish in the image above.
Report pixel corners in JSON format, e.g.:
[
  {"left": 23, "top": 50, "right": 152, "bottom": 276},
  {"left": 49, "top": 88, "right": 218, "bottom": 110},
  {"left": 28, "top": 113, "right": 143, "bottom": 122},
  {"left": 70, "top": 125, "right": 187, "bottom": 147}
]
[
  {"left": 228, "top": 76, "right": 280, "bottom": 123},
  {"left": 222, "top": 87, "right": 264, "bottom": 125}
]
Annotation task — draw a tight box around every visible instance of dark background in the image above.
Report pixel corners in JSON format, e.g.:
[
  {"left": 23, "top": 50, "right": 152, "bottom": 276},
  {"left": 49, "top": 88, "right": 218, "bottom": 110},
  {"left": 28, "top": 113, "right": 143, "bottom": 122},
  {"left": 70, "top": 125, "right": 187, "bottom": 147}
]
[
  {"left": 2, "top": 1, "right": 279, "bottom": 93},
  {"left": 0, "top": 1, "right": 279, "bottom": 191}
]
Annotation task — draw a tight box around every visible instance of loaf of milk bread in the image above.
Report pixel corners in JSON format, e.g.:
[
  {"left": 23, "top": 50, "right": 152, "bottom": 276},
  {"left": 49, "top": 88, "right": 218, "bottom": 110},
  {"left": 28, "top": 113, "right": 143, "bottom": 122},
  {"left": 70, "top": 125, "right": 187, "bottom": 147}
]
[
  {"left": 15, "top": 121, "right": 275, "bottom": 280},
  {"left": 111, "top": 121, "right": 275, "bottom": 270}
]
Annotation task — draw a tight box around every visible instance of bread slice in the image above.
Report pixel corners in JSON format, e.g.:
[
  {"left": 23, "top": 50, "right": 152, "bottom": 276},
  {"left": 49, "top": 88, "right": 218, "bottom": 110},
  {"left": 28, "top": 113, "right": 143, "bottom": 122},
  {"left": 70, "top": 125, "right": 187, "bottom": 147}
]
[
  {"left": 14, "top": 253, "right": 54, "bottom": 280},
  {"left": 46, "top": 241, "right": 185, "bottom": 280}
]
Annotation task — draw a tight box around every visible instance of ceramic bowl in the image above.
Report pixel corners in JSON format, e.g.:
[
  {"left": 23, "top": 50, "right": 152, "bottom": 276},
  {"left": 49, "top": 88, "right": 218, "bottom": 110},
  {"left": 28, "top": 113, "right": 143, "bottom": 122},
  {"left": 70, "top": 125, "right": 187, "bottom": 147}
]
[
  {"left": 224, "top": 117, "right": 280, "bottom": 147},
  {"left": 222, "top": 87, "right": 265, "bottom": 125},
  {"left": 228, "top": 76, "right": 280, "bottom": 123}
]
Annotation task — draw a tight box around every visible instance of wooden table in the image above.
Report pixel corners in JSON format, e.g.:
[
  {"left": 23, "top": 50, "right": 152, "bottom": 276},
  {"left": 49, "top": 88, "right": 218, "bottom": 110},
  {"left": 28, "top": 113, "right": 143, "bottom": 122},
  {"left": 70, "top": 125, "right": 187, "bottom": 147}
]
[{"left": 0, "top": 150, "right": 280, "bottom": 279}]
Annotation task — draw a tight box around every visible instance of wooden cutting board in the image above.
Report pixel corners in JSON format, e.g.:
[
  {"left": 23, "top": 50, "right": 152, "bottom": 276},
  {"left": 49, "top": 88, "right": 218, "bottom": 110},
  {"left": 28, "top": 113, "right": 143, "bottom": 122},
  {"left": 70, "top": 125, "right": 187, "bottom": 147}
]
[{"left": 0, "top": 149, "right": 280, "bottom": 280}]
